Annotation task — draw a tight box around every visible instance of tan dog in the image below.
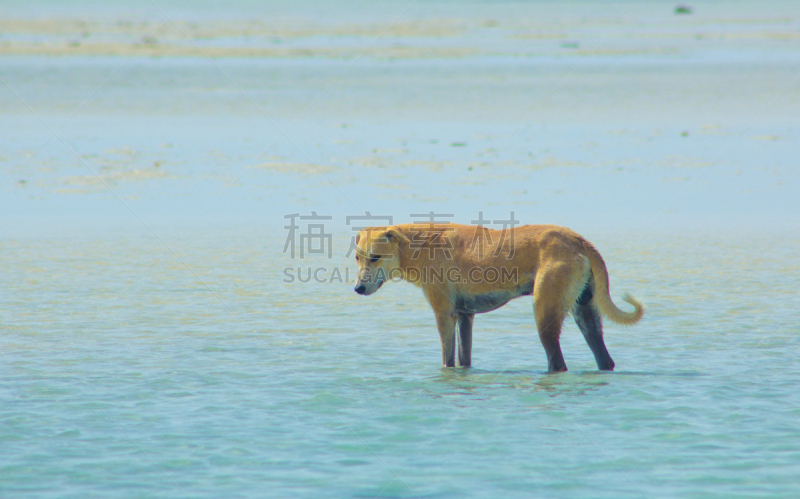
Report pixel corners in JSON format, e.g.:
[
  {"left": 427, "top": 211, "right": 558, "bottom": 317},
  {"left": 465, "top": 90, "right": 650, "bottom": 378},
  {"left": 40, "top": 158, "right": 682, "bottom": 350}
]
[{"left": 354, "top": 223, "right": 643, "bottom": 372}]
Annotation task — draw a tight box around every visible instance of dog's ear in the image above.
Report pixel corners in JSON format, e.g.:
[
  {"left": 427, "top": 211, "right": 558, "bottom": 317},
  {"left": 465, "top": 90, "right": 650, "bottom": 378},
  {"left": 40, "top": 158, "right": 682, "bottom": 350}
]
[
  {"left": 385, "top": 227, "right": 410, "bottom": 244},
  {"left": 355, "top": 231, "right": 361, "bottom": 245}
]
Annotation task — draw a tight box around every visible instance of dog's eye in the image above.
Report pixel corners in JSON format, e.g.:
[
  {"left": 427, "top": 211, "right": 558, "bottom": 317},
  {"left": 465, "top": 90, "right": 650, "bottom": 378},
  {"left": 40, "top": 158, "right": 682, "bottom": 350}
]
[
  {"left": 355, "top": 255, "right": 359, "bottom": 262},
  {"left": 369, "top": 255, "right": 380, "bottom": 263}
]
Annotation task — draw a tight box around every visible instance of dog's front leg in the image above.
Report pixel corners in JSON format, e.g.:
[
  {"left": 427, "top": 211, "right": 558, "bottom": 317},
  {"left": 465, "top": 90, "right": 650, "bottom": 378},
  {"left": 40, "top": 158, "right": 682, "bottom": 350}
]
[
  {"left": 457, "top": 313, "right": 474, "bottom": 367},
  {"left": 426, "top": 288, "right": 457, "bottom": 367},
  {"left": 433, "top": 310, "right": 457, "bottom": 367}
]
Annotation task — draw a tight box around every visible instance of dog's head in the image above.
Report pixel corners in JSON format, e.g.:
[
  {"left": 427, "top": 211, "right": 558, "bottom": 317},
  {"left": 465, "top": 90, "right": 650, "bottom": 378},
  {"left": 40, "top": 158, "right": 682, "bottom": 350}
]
[{"left": 353, "top": 226, "right": 409, "bottom": 296}]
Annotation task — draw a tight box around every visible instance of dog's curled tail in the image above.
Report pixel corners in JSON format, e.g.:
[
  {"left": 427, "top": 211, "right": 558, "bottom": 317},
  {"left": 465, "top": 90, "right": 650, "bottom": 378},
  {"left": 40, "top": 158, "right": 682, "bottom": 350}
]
[{"left": 581, "top": 241, "right": 644, "bottom": 325}]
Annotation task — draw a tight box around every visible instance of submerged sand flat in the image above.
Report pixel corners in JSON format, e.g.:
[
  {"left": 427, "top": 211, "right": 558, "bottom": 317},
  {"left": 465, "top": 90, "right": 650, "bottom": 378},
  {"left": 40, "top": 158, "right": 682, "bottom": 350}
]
[{"left": 1, "top": 7, "right": 799, "bottom": 59}]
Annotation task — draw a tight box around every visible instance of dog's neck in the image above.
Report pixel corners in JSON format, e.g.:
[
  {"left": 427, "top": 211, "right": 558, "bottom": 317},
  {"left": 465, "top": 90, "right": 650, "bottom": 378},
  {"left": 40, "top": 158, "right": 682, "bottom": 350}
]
[{"left": 394, "top": 234, "right": 416, "bottom": 285}]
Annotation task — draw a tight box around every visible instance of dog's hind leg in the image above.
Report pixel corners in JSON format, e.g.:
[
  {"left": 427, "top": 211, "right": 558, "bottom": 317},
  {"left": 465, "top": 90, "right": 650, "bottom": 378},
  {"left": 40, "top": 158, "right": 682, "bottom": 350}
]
[
  {"left": 533, "top": 261, "right": 585, "bottom": 373},
  {"left": 572, "top": 283, "right": 615, "bottom": 371},
  {"left": 457, "top": 313, "right": 474, "bottom": 367},
  {"left": 534, "top": 307, "right": 567, "bottom": 372}
]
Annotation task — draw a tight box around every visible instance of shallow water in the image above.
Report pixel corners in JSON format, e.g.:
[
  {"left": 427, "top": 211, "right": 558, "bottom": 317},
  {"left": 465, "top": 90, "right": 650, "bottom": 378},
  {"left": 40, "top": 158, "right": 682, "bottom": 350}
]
[
  {"left": 2, "top": 229, "right": 800, "bottom": 498},
  {"left": 2, "top": 1, "right": 800, "bottom": 497}
]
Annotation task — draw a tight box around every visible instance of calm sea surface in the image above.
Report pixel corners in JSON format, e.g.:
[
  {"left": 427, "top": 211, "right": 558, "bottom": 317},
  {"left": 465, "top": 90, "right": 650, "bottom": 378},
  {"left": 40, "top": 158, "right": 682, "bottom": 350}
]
[{"left": 2, "top": 1, "right": 800, "bottom": 497}]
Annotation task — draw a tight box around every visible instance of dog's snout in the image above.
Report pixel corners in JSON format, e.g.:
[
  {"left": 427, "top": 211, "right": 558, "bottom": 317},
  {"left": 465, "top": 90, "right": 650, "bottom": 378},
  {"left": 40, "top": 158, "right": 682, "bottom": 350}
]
[{"left": 354, "top": 284, "right": 366, "bottom": 295}]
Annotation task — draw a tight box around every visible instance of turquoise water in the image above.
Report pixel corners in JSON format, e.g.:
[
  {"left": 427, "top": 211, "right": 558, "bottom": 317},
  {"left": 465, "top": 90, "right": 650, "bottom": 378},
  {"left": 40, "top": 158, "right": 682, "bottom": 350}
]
[
  {"left": 2, "top": 230, "right": 800, "bottom": 497},
  {"left": 2, "top": 1, "right": 800, "bottom": 497}
]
